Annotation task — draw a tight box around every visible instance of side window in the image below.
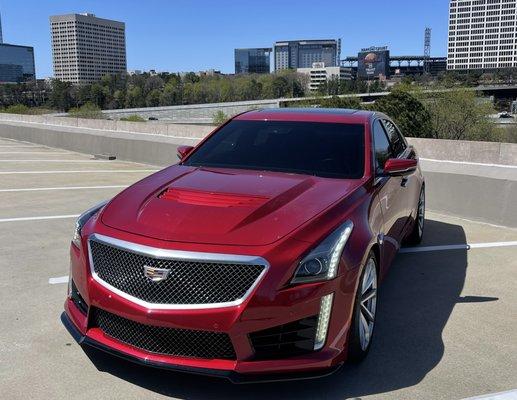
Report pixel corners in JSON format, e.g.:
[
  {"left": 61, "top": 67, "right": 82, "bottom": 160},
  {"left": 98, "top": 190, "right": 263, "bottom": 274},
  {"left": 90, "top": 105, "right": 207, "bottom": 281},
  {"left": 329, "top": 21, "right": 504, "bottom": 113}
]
[
  {"left": 382, "top": 120, "right": 407, "bottom": 156},
  {"left": 373, "top": 120, "right": 393, "bottom": 173}
]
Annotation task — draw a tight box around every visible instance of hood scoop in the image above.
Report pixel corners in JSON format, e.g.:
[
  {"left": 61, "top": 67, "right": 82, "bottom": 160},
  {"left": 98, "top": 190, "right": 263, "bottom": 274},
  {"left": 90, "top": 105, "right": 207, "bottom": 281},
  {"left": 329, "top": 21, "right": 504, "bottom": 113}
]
[{"left": 159, "top": 187, "right": 269, "bottom": 208}]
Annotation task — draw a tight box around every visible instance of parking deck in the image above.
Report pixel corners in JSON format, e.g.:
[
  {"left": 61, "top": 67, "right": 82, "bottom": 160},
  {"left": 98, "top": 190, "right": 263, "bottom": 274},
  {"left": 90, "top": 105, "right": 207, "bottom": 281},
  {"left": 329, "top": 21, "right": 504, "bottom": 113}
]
[{"left": 0, "top": 137, "right": 515, "bottom": 400}]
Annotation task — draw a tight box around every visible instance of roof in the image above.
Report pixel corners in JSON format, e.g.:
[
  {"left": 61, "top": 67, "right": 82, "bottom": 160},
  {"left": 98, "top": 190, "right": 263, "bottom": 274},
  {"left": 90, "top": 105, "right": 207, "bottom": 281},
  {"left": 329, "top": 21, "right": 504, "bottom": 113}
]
[{"left": 234, "top": 108, "right": 374, "bottom": 124}]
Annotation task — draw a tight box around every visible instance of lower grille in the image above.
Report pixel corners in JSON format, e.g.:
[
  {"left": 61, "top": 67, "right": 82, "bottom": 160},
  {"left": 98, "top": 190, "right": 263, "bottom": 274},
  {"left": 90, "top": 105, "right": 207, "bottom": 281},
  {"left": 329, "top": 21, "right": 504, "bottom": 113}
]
[
  {"left": 249, "top": 316, "right": 318, "bottom": 360},
  {"left": 91, "top": 308, "right": 236, "bottom": 360}
]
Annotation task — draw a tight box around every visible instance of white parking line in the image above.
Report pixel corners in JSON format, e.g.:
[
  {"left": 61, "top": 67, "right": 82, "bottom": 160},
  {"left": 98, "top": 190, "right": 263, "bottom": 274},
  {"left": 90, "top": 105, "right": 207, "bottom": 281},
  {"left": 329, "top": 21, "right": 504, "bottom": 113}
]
[
  {"left": 0, "top": 185, "right": 127, "bottom": 193},
  {"left": 49, "top": 276, "right": 69, "bottom": 285},
  {"left": 0, "top": 151, "right": 71, "bottom": 155},
  {"left": 463, "top": 389, "right": 517, "bottom": 399},
  {"left": 421, "top": 157, "right": 517, "bottom": 169},
  {"left": 0, "top": 169, "right": 157, "bottom": 175},
  {"left": 400, "top": 241, "right": 517, "bottom": 253},
  {"left": 0, "top": 159, "right": 111, "bottom": 163},
  {"left": 0, "top": 145, "right": 42, "bottom": 148},
  {"left": 0, "top": 214, "right": 79, "bottom": 223}
]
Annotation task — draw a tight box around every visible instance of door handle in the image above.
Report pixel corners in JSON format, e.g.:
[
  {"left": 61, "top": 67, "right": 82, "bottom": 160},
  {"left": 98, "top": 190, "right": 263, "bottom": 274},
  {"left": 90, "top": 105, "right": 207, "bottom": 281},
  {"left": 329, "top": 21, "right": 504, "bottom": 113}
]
[{"left": 401, "top": 177, "right": 409, "bottom": 187}]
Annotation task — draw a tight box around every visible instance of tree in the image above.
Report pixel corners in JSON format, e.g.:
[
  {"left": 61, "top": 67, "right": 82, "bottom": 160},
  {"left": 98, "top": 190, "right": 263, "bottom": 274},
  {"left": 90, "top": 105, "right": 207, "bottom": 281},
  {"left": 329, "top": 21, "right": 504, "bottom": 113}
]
[
  {"left": 145, "top": 89, "right": 161, "bottom": 107},
  {"left": 423, "top": 88, "right": 495, "bottom": 141},
  {"left": 48, "top": 79, "right": 74, "bottom": 111},
  {"left": 369, "top": 90, "right": 434, "bottom": 138},
  {"left": 318, "top": 96, "right": 362, "bottom": 109}
]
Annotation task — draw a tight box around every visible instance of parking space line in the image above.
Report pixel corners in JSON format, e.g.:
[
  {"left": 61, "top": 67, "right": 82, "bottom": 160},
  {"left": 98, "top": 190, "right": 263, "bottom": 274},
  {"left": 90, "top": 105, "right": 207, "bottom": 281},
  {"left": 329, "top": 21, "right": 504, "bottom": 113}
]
[
  {"left": 0, "top": 151, "right": 71, "bottom": 155},
  {"left": 0, "top": 159, "right": 112, "bottom": 163},
  {"left": 0, "top": 169, "right": 158, "bottom": 175},
  {"left": 0, "top": 214, "right": 79, "bottom": 223},
  {"left": 401, "top": 241, "right": 517, "bottom": 253},
  {"left": 0, "top": 145, "right": 42, "bottom": 148},
  {"left": 462, "top": 389, "right": 517, "bottom": 399},
  {"left": 0, "top": 185, "right": 127, "bottom": 193},
  {"left": 421, "top": 157, "right": 517, "bottom": 169},
  {"left": 49, "top": 276, "right": 69, "bottom": 285}
]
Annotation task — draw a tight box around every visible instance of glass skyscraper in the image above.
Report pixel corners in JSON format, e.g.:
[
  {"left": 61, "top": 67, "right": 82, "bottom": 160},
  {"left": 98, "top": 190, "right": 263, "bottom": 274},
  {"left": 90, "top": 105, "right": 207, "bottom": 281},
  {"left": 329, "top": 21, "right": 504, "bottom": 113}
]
[
  {"left": 235, "top": 48, "right": 272, "bottom": 74},
  {"left": 0, "top": 43, "right": 36, "bottom": 83}
]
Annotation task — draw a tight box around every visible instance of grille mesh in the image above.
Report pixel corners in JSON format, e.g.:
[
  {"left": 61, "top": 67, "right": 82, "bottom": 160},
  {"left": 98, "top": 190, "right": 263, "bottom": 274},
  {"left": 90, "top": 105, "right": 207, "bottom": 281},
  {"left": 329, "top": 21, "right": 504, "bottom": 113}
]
[
  {"left": 89, "top": 239, "right": 265, "bottom": 305},
  {"left": 91, "top": 308, "right": 236, "bottom": 359}
]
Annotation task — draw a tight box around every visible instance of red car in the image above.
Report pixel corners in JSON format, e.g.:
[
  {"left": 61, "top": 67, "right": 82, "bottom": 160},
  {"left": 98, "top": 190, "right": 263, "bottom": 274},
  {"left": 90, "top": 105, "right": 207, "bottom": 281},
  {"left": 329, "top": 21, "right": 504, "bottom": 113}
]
[{"left": 63, "top": 108, "right": 425, "bottom": 382}]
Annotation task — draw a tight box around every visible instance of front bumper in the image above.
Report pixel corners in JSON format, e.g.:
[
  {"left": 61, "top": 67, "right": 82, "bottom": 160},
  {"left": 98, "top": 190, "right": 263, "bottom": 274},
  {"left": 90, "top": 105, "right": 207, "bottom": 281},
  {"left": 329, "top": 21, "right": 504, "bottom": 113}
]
[
  {"left": 62, "top": 310, "right": 342, "bottom": 383},
  {"left": 65, "top": 226, "right": 360, "bottom": 379}
]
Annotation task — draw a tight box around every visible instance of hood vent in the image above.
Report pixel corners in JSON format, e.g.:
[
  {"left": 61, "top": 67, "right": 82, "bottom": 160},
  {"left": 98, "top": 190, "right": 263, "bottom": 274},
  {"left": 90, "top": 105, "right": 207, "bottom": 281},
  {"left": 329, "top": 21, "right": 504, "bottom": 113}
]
[{"left": 159, "top": 188, "right": 269, "bottom": 208}]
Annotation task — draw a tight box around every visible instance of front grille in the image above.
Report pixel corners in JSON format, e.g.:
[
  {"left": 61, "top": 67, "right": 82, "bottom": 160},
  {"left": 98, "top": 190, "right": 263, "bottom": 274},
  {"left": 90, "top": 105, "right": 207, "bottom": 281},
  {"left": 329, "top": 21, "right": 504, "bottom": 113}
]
[
  {"left": 89, "top": 238, "right": 265, "bottom": 306},
  {"left": 91, "top": 308, "right": 236, "bottom": 360},
  {"left": 249, "top": 316, "right": 318, "bottom": 360}
]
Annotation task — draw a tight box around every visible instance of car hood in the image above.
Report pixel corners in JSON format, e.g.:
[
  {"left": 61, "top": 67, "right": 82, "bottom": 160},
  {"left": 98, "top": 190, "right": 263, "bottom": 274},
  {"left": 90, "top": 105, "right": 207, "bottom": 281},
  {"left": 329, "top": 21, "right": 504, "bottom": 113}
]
[{"left": 101, "top": 165, "right": 363, "bottom": 246}]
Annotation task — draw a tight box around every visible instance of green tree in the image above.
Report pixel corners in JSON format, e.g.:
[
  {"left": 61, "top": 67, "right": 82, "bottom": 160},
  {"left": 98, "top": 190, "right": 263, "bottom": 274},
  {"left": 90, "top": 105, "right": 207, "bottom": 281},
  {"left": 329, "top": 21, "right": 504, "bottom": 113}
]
[
  {"left": 369, "top": 90, "right": 433, "bottom": 138},
  {"left": 423, "top": 88, "right": 495, "bottom": 140},
  {"left": 319, "top": 96, "right": 362, "bottom": 109},
  {"left": 146, "top": 89, "right": 162, "bottom": 107},
  {"left": 49, "top": 79, "right": 74, "bottom": 111}
]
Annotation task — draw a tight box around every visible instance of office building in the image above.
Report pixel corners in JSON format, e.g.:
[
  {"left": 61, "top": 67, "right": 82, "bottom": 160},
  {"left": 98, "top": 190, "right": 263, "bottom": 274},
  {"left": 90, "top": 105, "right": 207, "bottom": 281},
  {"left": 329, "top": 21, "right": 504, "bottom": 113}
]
[
  {"left": 297, "top": 62, "right": 352, "bottom": 91},
  {"left": 0, "top": 43, "right": 36, "bottom": 82},
  {"left": 50, "top": 13, "right": 126, "bottom": 83},
  {"left": 447, "top": 0, "right": 517, "bottom": 70},
  {"left": 274, "top": 39, "right": 340, "bottom": 71},
  {"left": 235, "top": 48, "right": 272, "bottom": 74}
]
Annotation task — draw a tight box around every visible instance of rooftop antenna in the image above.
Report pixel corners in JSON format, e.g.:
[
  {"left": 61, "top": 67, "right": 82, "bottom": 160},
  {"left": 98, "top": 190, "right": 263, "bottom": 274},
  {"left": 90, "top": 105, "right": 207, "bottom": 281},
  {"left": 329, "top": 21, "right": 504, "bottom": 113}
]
[{"left": 424, "top": 27, "right": 431, "bottom": 74}]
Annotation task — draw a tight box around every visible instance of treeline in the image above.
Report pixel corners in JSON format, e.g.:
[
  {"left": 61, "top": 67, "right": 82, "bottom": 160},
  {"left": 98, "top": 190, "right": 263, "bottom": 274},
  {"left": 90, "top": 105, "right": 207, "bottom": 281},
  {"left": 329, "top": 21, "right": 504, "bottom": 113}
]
[{"left": 0, "top": 70, "right": 389, "bottom": 112}]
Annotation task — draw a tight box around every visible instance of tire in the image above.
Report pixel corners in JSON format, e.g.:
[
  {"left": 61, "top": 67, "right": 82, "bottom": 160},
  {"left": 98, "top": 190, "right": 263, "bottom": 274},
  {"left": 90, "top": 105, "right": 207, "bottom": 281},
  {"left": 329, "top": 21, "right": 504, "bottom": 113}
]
[
  {"left": 405, "top": 185, "right": 425, "bottom": 245},
  {"left": 348, "top": 252, "right": 378, "bottom": 363}
]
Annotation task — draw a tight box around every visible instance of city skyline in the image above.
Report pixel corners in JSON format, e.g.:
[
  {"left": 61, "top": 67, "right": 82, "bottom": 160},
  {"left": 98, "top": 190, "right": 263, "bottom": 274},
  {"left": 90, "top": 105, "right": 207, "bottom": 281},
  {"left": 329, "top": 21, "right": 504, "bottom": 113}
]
[{"left": 2, "top": 0, "right": 449, "bottom": 79}]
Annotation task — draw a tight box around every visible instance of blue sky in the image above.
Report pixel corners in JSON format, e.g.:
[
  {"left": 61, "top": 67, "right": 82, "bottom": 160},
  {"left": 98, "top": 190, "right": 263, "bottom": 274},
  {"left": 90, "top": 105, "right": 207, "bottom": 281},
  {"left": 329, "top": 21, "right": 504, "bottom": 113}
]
[{"left": 2, "top": 0, "right": 450, "bottom": 78}]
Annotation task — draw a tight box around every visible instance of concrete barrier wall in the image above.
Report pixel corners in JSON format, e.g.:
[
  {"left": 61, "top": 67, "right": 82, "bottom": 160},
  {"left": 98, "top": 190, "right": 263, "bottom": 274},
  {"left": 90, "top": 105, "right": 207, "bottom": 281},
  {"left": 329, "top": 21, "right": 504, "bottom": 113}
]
[
  {"left": 407, "top": 137, "right": 517, "bottom": 166},
  {"left": 0, "top": 113, "right": 214, "bottom": 139},
  {"left": 0, "top": 119, "right": 516, "bottom": 228},
  {"left": 0, "top": 122, "right": 192, "bottom": 166}
]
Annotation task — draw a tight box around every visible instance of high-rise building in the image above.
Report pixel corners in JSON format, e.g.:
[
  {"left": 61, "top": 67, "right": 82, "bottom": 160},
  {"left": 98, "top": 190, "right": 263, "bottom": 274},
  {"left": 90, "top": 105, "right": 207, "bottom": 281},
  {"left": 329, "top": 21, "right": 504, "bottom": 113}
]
[
  {"left": 447, "top": 0, "right": 517, "bottom": 70},
  {"left": 0, "top": 44, "right": 36, "bottom": 83},
  {"left": 235, "top": 48, "right": 272, "bottom": 74},
  {"left": 274, "top": 39, "right": 341, "bottom": 71},
  {"left": 50, "top": 13, "right": 127, "bottom": 83}
]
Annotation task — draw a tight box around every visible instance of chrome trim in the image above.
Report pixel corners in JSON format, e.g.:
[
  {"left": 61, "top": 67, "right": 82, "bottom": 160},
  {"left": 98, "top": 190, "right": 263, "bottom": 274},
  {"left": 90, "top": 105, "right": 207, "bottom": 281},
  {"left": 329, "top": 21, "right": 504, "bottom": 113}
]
[{"left": 87, "top": 233, "right": 269, "bottom": 310}]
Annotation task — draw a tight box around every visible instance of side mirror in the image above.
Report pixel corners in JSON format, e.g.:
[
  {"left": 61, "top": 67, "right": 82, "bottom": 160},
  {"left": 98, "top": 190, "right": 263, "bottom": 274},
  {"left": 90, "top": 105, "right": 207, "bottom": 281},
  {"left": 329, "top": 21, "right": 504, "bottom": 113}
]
[
  {"left": 176, "top": 145, "right": 194, "bottom": 161},
  {"left": 384, "top": 158, "right": 417, "bottom": 176}
]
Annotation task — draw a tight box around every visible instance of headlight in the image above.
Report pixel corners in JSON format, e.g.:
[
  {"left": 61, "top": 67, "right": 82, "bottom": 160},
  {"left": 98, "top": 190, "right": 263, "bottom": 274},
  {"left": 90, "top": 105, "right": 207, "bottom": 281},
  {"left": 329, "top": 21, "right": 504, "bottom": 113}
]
[
  {"left": 72, "top": 200, "right": 109, "bottom": 248},
  {"left": 292, "top": 221, "right": 353, "bottom": 284}
]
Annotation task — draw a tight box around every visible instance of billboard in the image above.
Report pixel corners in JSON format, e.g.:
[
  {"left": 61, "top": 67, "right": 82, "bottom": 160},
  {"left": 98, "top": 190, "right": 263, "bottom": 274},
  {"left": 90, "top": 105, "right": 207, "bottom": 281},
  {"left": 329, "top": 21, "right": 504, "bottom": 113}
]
[{"left": 358, "top": 47, "right": 390, "bottom": 79}]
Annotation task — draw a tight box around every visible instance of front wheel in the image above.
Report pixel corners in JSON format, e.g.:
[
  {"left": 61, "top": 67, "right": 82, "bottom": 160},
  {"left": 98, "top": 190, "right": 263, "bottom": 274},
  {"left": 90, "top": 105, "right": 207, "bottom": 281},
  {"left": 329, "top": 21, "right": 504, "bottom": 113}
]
[
  {"left": 405, "top": 186, "right": 425, "bottom": 245},
  {"left": 348, "top": 253, "right": 378, "bottom": 363}
]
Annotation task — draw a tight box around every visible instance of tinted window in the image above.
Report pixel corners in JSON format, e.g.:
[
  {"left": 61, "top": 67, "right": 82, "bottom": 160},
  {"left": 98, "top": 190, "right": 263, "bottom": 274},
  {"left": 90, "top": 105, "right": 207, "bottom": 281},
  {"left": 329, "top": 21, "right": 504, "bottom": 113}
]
[
  {"left": 373, "top": 120, "right": 393, "bottom": 173},
  {"left": 382, "top": 120, "right": 407, "bottom": 156},
  {"left": 184, "top": 120, "right": 365, "bottom": 179}
]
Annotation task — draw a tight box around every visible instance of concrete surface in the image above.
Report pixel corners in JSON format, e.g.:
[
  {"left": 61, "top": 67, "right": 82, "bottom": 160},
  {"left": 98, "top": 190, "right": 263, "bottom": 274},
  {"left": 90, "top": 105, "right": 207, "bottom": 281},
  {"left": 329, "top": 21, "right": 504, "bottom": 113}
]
[{"left": 0, "top": 138, "right": 515, "bottom": 400}]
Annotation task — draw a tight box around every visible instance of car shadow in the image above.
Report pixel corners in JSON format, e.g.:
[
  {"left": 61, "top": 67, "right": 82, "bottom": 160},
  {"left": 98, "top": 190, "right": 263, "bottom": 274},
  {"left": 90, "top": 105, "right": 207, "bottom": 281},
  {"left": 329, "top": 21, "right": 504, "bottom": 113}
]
[{"left": 81, "top": 218, "right": 489, "bottom": 399}]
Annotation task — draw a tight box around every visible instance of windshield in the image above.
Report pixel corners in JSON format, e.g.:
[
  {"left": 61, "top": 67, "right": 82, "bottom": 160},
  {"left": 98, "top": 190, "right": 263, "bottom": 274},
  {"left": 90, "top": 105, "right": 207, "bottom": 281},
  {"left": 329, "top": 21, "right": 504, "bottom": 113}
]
[{"left": 183, "top": 120, "right": 365, "bottom": 179}]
